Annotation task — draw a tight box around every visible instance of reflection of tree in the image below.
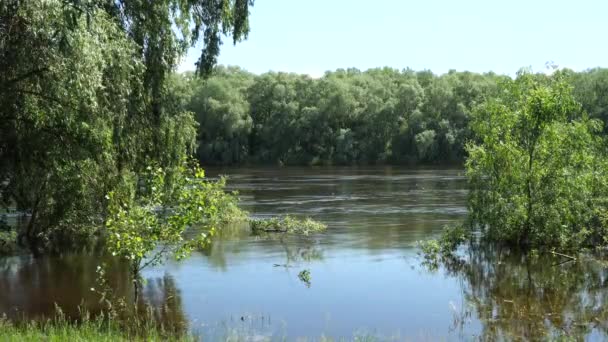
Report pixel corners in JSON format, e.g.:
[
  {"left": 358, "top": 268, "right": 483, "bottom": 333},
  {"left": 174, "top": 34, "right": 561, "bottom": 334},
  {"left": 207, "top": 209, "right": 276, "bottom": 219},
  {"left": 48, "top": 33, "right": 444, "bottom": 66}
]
[
  {"left": 273, "top": 237, "right": 323, "bottom": 289},
  {"left": 279, "top": 236, "right": 324, "bottom": 266},
  {"left": 200, "top": 221, "right": 324, "bottom": 271},
  {"left": 433, "top": 246, "right": 608, "bottom": 340},
  {"left": 0, "top": 254, "right": 129, "bottom": 320},
  {"left": 137, "top": 275, "right": 188, "bottom": 336},
  {"left": 200, "top": 222, "right": 251, "bottom": 271},
  {"left": 0, "top": 254, "right": 188, "bottom": 335}
]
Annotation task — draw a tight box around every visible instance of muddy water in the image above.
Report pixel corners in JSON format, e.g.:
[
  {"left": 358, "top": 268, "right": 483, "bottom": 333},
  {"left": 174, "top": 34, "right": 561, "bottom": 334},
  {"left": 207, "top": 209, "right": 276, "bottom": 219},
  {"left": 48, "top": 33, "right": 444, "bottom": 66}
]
[{"left": 1, "top": 167, "right": 607, "bottom": 340}]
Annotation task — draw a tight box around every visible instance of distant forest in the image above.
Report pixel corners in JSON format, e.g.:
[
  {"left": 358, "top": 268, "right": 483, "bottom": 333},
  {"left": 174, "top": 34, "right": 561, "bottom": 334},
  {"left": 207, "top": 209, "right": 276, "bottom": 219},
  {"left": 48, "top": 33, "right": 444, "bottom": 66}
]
[{"left": 178, "top": 66, "right": 608, "bottom": 165}]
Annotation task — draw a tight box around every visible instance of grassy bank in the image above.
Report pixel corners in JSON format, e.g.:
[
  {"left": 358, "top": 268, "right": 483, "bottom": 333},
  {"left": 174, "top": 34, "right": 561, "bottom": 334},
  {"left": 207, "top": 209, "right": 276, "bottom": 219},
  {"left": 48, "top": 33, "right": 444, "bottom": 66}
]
[
  {"left": 0, "top": 316, "right": 406, "bottom": 341},
  {"left": 0, "top": 316, "right": 194, "bottom": 342}
]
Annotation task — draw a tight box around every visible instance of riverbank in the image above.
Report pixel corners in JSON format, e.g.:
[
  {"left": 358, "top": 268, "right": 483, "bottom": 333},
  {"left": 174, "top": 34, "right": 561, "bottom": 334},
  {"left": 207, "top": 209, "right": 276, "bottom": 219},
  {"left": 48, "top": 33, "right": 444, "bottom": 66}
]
[
  {"left": 0, "top": 317, "right": 405, "bottom": 342},
  {"left": 0, "top": 317, "right": 194, "bottom": 342}
]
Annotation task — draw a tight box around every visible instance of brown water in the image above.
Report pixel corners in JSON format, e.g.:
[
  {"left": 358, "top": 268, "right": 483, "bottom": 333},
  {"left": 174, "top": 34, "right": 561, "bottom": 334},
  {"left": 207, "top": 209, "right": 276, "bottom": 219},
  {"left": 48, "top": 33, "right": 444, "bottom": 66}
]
[{"left": 1, "top": 167, "right": 608, "bottom": 340}]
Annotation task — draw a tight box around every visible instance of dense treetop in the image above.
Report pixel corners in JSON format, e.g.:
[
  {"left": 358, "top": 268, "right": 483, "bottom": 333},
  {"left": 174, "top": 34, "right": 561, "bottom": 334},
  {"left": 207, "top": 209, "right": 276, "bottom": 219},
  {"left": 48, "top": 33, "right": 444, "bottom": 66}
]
[
  {"left": 184, "top": 66, "right": 608, "bottom": 166},
  {"left": 466, "top": 70, "right": 608, "bottom": 248}
]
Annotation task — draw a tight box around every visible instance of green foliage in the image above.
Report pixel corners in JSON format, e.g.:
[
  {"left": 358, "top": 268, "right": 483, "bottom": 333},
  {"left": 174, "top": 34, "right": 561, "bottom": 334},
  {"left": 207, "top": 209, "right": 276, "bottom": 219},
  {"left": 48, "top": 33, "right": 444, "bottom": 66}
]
[
  {"left": 0, "top": 0, "right": 252, "bottom": 251},
  {"left": 298, "top": 269, "right": 312, "bottom": 288},
  {"left": 187, "top": 67, "right": 254, "bottom": 164},
  {"left": 1, "top": 1, "right": 142, "bottom": 250},
  {"left": 0, "top": 230, "right": 17, "bottom": 255},
  {"left": 418, "top": 225, "right": 469, "bottom": 269},
  {"left": 184, "top": 67, "right": 503, "bottom": 165},
  {"left": 591, "top": 210, "right": 608, "bottom": 246},
  {"left": 414, "top": 130, "right": 438, "bottom": 161},
  {"left": 439, "top": 224, "right": 469, "bottom": 251},
  {"left": 568, "top": 68, "right": 608, "bottom": 133},
  {"left": 185, "top": 66, "right": 608, "bottom": 167},
  {"left": 418, "top": 239, "right": 443, "bottom": 269},
  {"left": 105, "top": 160, "right": 246, "bottom": 284},
  {"left": 466, "top": 70, "right": 608, "bottom": 248},
  {"left": 250, "top": 216, "right": 327, "bottom": 236},
  {"left": 0, "top": 311, "right": 194, "bottom": 342}
]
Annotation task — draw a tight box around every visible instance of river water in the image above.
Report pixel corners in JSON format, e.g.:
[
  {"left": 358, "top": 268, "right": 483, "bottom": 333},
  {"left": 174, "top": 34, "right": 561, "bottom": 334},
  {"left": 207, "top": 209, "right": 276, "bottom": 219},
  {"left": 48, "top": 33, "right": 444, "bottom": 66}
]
[{"left": 1, "top": 167, "right": 607, "bottom": 340}]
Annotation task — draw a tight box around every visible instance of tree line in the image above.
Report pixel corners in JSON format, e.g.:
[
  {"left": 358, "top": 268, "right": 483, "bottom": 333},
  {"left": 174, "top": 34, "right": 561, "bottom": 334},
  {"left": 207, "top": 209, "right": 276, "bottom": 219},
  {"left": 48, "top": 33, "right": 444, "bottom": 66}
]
[{"left": 183, "top": 66, "right": 608, "bottom": 166}]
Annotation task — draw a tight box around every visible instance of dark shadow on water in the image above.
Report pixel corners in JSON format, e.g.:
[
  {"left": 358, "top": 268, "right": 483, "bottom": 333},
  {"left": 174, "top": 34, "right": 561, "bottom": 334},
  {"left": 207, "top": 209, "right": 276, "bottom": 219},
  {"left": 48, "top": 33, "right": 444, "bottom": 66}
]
[
  {"left": 0, "top": 253, "right": 189, "bottom": 335},
  {"left": 426, "top": 245, "right": 608, "bottom": 340}
]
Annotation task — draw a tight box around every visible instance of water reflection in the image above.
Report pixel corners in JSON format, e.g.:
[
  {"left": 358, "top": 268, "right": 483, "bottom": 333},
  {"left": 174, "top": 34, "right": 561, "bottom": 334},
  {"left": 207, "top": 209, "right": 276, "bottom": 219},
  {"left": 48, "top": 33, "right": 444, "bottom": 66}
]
[
  {"left": 200, "top": 221, "right": 324, "bottom": 271},
  {"left": 0, "top": 253, "right": 188, "bottom": 334},
  {"left": 0, "top": 254, "right": 123, "bottom": 320},
  {"left": 138, "top": 275, "right": 188, "bottom": 335},
  {"left": 435, "top": 246, "right": 608, "bottom": 340},
  {"left": 3, "top": 167, "right": 608, "bottom": 340}
]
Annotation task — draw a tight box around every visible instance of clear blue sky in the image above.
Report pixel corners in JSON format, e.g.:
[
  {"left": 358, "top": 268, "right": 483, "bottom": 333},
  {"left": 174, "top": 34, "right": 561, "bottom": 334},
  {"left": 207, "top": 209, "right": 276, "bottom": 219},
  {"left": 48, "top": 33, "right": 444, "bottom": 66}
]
[{"left": 178, "top": 0, "right": 607, "bottom": 76}]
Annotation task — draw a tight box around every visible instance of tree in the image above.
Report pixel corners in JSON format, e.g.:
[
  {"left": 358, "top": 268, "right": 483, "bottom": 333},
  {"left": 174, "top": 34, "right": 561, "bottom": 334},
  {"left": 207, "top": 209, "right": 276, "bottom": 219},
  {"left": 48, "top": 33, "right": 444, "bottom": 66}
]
[
  {"left": 105, "top": 160, "right": 245, "bottom": 300},
  {"left": 183, "top": 66, "right": 506, "bottom": 166},
  {"left": 466, "top": 70, "right": 608, "bottom": 248},
  {"left": 178, "top": 66, "right": 608, "bottom": 168},
  {"left": 0, "top": 0, "right": 253, "bottom": 251},
  {"left": 247, "top": 72, "right": 307, "bottom": 164},
  {"left": 569, "top": 68, "right": 608, "bottom": 133},
  {"left": 1, "top": 1, "right": 146, "bottom": 250},
  {"left": 188, "top": 67, "right": 254, "bottom": 164}
]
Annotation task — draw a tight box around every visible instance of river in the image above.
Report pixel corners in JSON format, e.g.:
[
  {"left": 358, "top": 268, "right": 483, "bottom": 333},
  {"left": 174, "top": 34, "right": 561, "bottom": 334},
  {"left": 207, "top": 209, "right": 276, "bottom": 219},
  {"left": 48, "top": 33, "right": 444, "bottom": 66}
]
[{"left": 1, "top": 167, "right": 607, "bottom": 340}]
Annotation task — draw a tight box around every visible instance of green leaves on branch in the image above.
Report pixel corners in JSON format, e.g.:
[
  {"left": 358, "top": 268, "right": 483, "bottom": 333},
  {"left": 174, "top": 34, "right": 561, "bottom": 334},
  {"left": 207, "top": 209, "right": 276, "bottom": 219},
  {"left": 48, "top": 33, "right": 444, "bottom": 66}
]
[
  {"left": 250, "top": 216, "right": 327, "bottom": 236},
  {"left": 0, "top": 230, "right": 17, "bottom": 255},
  {"left": 0, "top": 0, "right": 252, "bottom": 252},
  {"left": 418, "top": 225, "right": 469, "bottom": 269},
  {"left": 465, "top": 70, "right": 608, "bottom": 249},
  {"left": 105, "top": 160, "right": 246, "bottom": 276},
  {"left": 298, "top": 269, "right": 312, "bottom": 288}
]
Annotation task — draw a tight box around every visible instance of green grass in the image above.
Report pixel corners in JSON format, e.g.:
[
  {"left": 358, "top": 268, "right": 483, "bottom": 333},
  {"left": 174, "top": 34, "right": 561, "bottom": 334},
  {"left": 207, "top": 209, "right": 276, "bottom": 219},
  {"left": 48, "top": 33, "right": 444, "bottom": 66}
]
[
  {"left": 0, "top": 315, "right": 194, "bottom": 342},
  {"left": 0, "top": 317, "right": 391, "bottom": 342},
  {"left": 0, "top": 317, "right": 461, "bottom": 342}
]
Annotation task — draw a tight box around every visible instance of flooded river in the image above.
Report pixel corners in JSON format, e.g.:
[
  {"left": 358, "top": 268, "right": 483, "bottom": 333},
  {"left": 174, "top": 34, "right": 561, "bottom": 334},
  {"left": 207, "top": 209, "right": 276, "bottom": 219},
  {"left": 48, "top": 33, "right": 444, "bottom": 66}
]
[{"left": 1, "top": 167, "right": 607, "bottom": 340}]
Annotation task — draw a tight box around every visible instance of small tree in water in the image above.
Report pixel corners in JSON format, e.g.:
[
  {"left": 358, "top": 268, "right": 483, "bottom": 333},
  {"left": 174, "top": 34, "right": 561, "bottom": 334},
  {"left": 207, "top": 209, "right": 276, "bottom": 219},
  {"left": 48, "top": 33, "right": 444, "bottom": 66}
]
[
  {"left": 465, "top": 69, "right": 608, "bottom": 249},
  {"left": 105, "top": 160, "right": 245, "bottom": 301}
]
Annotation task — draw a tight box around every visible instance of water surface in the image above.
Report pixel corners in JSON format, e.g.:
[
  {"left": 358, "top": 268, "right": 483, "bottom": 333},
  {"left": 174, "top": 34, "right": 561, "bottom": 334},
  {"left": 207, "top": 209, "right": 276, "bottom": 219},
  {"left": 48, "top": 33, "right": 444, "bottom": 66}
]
[{"left": 2, "top": 167, "right": 607, "bottom": 340}]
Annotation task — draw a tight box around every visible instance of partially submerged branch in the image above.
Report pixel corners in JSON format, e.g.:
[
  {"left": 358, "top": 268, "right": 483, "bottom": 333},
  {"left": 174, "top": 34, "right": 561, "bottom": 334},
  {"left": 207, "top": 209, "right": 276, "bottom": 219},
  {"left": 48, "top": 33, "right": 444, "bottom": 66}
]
[{"left": 250, "top": 216, "right": 327, "bottom": 236}]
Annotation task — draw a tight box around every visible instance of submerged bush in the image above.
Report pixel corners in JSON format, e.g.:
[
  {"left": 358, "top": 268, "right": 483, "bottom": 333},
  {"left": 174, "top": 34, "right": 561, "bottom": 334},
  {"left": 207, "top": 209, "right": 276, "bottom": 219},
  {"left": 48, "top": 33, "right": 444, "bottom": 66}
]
[
  {"left": 463, "top": 70, "right": 608, "bottom": 250},
  {"left": 105, "top": 160, "right": 247, "bottom": 299},
  {"left": 0, "top": 230, "right": 17, "bottom": 255},
  {"left": 438, "top": 225, "right": 469, "bottom": 251},
  {"left": 418, "top": 239, "right": 443, "bottom": 268},
  {"left": 298, "top": 269, "right": 312, "bottom": 287},
  {"left": 250, "top": 216, "right": 327, "bottom": 236},
  {"left": 421, "top": 71, "right": 608, "bottom": 260},
  {"left": 418, "top": 225, "right": 469, "bottom": 269}
]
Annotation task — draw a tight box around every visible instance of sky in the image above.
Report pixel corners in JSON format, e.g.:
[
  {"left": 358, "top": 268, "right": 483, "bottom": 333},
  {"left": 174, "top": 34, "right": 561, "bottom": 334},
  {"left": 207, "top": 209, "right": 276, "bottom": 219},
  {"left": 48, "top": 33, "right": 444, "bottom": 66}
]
[{"left": 178, "top": 0, "right": 608, "bottom": 76}]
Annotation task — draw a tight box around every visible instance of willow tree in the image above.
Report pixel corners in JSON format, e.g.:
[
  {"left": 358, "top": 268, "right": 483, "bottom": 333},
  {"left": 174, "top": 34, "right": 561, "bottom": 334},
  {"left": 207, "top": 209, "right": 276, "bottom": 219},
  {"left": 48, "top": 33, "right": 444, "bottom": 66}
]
[{"left": 0, "top": 0, "right": 253, "bottom": 251}]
